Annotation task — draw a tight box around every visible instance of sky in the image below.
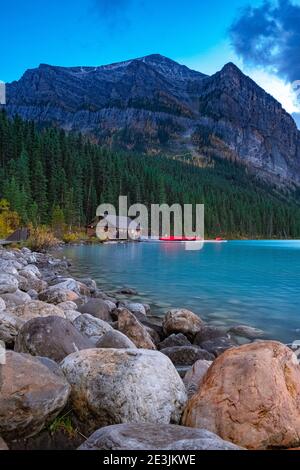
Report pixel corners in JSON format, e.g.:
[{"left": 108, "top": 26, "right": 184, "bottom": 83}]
[{"left": 1, "top": 0, "right": 300, "bottom": 121}]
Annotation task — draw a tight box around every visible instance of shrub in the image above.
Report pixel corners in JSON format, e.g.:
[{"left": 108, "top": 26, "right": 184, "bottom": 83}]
[
  {"left": 27, "top": 225, "right": 60, "bottom": 252},
  {"left": 0, "top": 199, "right": 21, "bottom": 239}
]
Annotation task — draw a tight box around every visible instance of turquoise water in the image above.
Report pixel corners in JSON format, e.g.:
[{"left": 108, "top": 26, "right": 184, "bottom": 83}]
[{"left": 61, "top": 241, "right": 300, "bottom": 343}]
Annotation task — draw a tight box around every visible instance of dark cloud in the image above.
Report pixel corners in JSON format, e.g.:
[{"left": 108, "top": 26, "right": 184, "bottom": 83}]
[{"left": 230, "top": 0, "right": 300, "bottom": 83}]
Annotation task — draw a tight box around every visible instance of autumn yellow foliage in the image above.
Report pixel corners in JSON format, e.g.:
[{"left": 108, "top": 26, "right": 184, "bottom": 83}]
[{"left": 0, "top": 199, "right": 21, "bottom": 239}]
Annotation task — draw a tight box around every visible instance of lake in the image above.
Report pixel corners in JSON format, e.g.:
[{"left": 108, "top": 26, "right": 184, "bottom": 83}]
[{"left": 60, "top": 240, "right": 300, "bottom": 344}]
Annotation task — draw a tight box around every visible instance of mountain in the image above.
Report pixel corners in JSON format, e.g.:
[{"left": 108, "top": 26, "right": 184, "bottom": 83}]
[{"left": 4, "top": 54, "right": 300, "bottom": 185}]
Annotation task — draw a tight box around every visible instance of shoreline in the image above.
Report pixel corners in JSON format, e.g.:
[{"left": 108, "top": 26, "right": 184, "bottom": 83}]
[{"left": 0, "top": 245, "right": 298, "bottom": 451}]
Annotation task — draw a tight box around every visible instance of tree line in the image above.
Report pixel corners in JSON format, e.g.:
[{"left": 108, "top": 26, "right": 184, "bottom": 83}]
[{"left": 1, "top": 110, "right": 300, "bottom": 238}]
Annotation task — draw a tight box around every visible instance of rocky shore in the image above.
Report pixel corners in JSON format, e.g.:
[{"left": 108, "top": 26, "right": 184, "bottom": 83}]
[{"left": 0, "top": 246, "right": 299, "bottom": 450}]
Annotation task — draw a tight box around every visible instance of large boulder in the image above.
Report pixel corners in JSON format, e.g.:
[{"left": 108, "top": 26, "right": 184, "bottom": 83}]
[
  {"left": 15, "top": 316, "right": 94, "bottom": 362},
  {"left": 96, "top": 330, "right": 137, "bottom": 349},
  {"left": 117, "top": 309, "right": 156, "bottom": 350},
  {"left": 78, "top": 298, "right": 112, "bottom": 322},
  {"left": 57, "top": 301, "right": 78, "bottom": 311},
  {"left": 160, "top": 346, "right": 214, "bottom": 366},
  {"left": 61, "top": 348, "right": 187, "bottom": 433},
  {"left": 7, "top": 300, "right": 66, "bottom": 322},
  {"left": 73, "top": 314, "right": 113, "bottom": 344},
  {"left": 182, "top": 341, "right": 300, "bottom": 449},
  {"left": 122, "top": 302, "right": 147, "bottom": 318},
  {"left": 38, "top": 287, "right": 79, "bottom": 304},
  {"left": 0, "top": 351, "right": 70, "bottom": 440},
  {"left": 1, "top": 290, "right": 31, "bottom": 308},
  {"left": 162, "top": 309, "right": 203, "bottom": 338},
  {"left": 21, "top": 264, "right": 41, "bottom": 278},
  {"left": 0, "top": 312, "right": 24, "bottom": 347},
  {"left": 158, "top": 333, "right": 191, "bottom": 350},
  {"left": 183, "top": 360, "right": 212, "bottom": 399},
  {"left": 79, "top": 423, "right": 242, "bottom": 450},
  {"left": 0, "top": 273, "right": 18, "bottom": 295}
]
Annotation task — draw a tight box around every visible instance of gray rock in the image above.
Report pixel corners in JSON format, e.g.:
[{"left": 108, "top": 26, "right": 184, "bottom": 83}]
[
  {"left": 57, "top": 301, "right": 78, "bottom": 311},
  {"left": 193, "top": 325, "right": 229, "bottom": 346},
  {"left": 0, "top": 351, "right": 70, "bottom": 440},
  {"left": 228, "top": 324, "right": 265, "bottom": 339},
  {"left": 7, "top": 300, "right": 66, "bottom": 322},
  {"left": 27, "top": 289, "right": 38, "bottom": 299},
  {"left": 17, "top": 271, "right": 47, "bottom": 293},
  {"left": 64, "top": 309, "right": 81, "bottom": 322},
  {"left": 122, "top": 302, "right": 146, "bottom": 317},
  {"left": 0, "top": 273, "right": 18, "bottom": 295},
  {"left": 201, "top": 337, "right": 238, "bottom": 357},
  {"left": 15, "top": 316, "right": 94, "bottom": 362},
  {"left": 21, "top": 264, "right": 41, "bottom": 278},
  {"left": 1, "top": 290, "right": 31, "bottom": 308},
  {"left": 159, "top": 333, "right": 191, "bottom": 350},
  {"left": 0, "top": 436, "right": 8, "bottom": 450},
  {"left": 160, "top": 345, "right": 214, "bottom": 365},
  {"left": 78, "top": 298, "right": 112, "bottom": 322},
  {"left": 162, "top": 309, "right": 203, "bottom": 338},
  {"left": 118, "top": 308, "right": 156, "bottom": 350},
  {"left": 73, "top": 313, "right": 113, "bottom": 344},
  {"left": 118, "top": 287, "right": 138, "bottom": 295},
  {"left": 0, "top": 298, "right": 5, "bottom": 312},
  {"left": 35, "top": 356, "right": 66, "bottom": 380},
  {"left": 78, "top": 423, "right": 242, "bottom": 450},
  {"left": 61, "top": 348, "right": 187, "bottom": 433},
  {"left": 183, "top": 359, "right": 212, "bottom": 398},
  {"left": 96, "top": 329, "right": 136, "bottom": 349},
  {"left": 0, "top": 312, "right": 24, "bottom": 347},
  {"left": 38, "top": 287, "right": 79, "bottom": 304}
]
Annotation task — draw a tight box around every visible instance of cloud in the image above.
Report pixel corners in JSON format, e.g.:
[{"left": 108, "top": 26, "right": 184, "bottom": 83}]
[{"left": 230, "top": 0, "right": 300, "bottom": 83}]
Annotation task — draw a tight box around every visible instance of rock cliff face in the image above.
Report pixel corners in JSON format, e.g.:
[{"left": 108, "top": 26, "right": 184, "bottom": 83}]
[{"left": 5, "top": 54, "right": 300, "bottom": 183}]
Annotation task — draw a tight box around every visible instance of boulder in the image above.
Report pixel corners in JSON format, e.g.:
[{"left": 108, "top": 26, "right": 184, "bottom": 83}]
[
  {"left": 0, "top": 273, "right": 18, "bottom": 295},
  {"left": 0, "top": 312, "right": 24, "bottom": 347},
  {"left": 183, "top": 360, "right": 212, "bottom": 398},
  {"left": 117, "top": 309, "right": 156, "bottom": 350},
  {"left": 0, "top": 351, "right": 70, "bottom": 440},
  {"left": 193, "top": 325, "right": 228, "bottom": 345},
  {"left": 14, "top": 316, "right": 94, "bottom": 362},
  {"left": 21, "top": 264, "right": 41, "bottom": 278},
  {"left": 96, "top": 330, "right": 137, "bottom": 349},
  {"left": 39, "top": 287, "right": 79, "bottom": 304},
  {"left": 57, "top": 301, "right": 78, "bottom": 311},
  {"left": 64, "top": 309, "right": 81, "bottom": 322},
  {"left": 158, "top": 333, "right": 191, "bottom": 350},
  {"left": 61, "top": 348, "right": 187, "bottom": 433},
  {"left": 0, "top": 437, "right": 8, "bottom": 450},
  {"left": 27, "top": 289, "right": 38, "bottom": 299},
  {"left": 122, "top": 302, "right": 147, "bottom": 317},
  {"left": 1, "top": 290, "right": 31, "bottom": 308},
  {"left": 0, "top": 298, "right": 6, "bottom": 312},
  {"left": 7, "top": 300, "right": 66, "bottom": 322},
  {"left": 182, "top": 341, "right": 300, "bottom": 449},
  {"left": 78, "top": 423, "right": 242, "bottom": 450},
  {"left": 78, "top": 298, "right": 112, "bottom": 322},
  {"left": 103, "top": 300, "right": 117, "bottom": 312},
  {"left": 228, "top": 324, "right": 265, "bottom": 339},
  {"left": 118, "top": 287, "right": 138, "bottom": 295},
  {"left": 73, "top": 314, "right": 113, "bottom": 344},
  {"left": 162, "top": 309, "right": 203, "bottom": 338},
  {"left": 17, "top": 271, "right": 47, "bottom": 293},
  {"left": 50, "top": 278, "right": 90, "bottom": 296},
  {"left": 160, "top": 346, "right": 214, "bottom": 366},
  {"left": 201, "top": 337, "right": 237, "bottom": 357}
]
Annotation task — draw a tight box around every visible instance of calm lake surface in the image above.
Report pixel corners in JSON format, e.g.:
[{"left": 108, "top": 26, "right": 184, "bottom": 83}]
[{"left": 61, "top": 240, "right": 300, "bottom": 343}]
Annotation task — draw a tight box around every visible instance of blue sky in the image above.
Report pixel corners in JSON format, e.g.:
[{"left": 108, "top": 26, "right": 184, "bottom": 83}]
[{"left": 1, "top": 0, "right": 300, "bottom": 115}]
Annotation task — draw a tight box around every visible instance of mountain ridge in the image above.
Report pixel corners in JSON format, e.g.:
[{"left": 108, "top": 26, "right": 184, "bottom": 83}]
[{"left": 4, "top": 54, "right": 300, "bottom": 185}]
